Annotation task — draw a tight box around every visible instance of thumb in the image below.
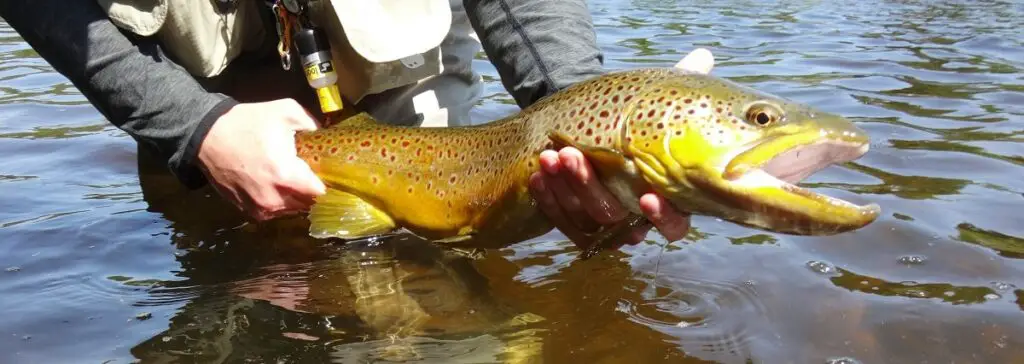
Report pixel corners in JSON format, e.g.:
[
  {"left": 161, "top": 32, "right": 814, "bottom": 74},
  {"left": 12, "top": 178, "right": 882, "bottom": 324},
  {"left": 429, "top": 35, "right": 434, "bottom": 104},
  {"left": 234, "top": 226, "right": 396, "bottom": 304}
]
[
  {"left": 282, "top": 158, "right": 327, "bottom": 198},
  {"left": 675, "top": 48, "right": 715, "bottom": 74},
  {"left": 277, "top": 98, "right": 321, "bottom": 132}
]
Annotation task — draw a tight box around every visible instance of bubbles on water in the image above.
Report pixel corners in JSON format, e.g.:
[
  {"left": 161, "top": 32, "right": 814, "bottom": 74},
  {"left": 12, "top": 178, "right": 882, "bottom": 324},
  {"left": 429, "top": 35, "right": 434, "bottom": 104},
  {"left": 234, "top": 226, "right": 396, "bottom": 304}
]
[
  {"left": 806, "top": 260, "right": 838, "bottom": 275},
  {"left": 897, "top": 255, "right": 927, "bottom": 265},
  {"left": 991, "top": 281, "right": 1015, "bottom": 291},
  {"left": 825, "top": 357, "right": 862, "bottom": 364}
]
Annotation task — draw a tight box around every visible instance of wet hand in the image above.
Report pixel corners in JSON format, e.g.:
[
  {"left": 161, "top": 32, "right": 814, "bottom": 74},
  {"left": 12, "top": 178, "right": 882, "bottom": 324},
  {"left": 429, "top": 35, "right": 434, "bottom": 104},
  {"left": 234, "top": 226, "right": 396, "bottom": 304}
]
[
  {"left": 528, "top": 48, "right": 716, "bottom": 252},
  {"left": 198, "top": 99, "right": 327, "bottom": 221}
]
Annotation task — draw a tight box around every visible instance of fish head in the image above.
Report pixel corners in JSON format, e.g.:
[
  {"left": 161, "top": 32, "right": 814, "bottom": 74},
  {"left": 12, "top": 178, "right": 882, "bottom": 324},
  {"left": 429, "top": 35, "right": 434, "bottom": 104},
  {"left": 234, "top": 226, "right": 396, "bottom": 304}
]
[{"left": 621, "top": 71, "right": 879, "bottom": 235}]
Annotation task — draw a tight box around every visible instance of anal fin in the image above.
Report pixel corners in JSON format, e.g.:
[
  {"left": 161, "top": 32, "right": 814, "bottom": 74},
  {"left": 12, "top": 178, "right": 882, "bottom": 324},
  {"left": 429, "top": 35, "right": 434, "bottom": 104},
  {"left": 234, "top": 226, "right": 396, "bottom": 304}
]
[{"left": 308, "top": 188, "right": 397, "bottom": 240}]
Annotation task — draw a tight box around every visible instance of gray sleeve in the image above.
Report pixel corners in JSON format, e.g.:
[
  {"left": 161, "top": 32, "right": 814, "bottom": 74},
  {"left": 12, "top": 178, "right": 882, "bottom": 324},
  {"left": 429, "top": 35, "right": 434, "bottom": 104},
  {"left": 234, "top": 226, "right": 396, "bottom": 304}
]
[
  {"left": 463, "top": 0, "right": 605, "bottom": 108},
  {"left": 0, "top": 0, "right": 239, "bottom": 189}
]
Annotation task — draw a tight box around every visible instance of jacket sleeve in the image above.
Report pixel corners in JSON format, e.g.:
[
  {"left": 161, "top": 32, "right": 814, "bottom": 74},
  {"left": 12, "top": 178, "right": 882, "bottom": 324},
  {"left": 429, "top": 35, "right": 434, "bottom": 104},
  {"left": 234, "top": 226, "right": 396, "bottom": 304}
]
[
  {"left": 0, "top": 0, "right": 239, "bottom": 189},
  {"left": 463, "top": 0, "right": 605, "bottom": 109}
]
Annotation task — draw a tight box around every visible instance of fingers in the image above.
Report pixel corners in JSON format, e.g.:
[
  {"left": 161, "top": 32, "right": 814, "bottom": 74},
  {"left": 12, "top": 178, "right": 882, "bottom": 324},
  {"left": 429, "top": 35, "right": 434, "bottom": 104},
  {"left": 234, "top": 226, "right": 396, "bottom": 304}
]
[
  {"left": 530, "top": 146, "right": 693, "bottom": 252},
  {"left": 282, "top": 158, "right": 327, "bottom": 197},
  {"left": 276, "top": 98, "right": 321, "bottom": 131},
  {"left": 528, "top": 172, "right": 594, "bottom": 247},
  {"left": 639, "top": 193, "right": 691, "bottom": 241},
  {"left": 557, "top": 148, "right": 629, "bottom": 225},
  {"left": 538, "top": 150, "right": 603, "bottom": 232},
  {"left": 674, "top": 48, "right": 715, "bottom": 75}
]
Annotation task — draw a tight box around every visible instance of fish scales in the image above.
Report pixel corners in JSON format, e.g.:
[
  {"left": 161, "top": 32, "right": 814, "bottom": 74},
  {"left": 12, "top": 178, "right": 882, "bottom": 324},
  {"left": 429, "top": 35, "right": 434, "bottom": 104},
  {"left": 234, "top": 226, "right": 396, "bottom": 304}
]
[{"left": 295, "top": 68, "right": 880, "bottom": 251}]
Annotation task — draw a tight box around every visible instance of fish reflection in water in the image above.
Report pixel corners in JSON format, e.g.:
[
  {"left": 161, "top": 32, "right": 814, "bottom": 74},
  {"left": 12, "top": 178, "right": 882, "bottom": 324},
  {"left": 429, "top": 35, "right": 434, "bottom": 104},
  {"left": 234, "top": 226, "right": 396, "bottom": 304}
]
[
  {"left": 126, "top": 148, "right": 543, "bottom": 363},
  {"left": 130, "top": 234, "right": 549, "bottom": 363}
]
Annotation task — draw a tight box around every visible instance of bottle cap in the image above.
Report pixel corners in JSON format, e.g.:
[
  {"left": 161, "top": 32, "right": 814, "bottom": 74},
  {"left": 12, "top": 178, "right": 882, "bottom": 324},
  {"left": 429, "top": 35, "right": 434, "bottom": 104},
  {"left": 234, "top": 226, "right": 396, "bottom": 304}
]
[
  {"left": 295, "top": 27, "right": 330, "bottom": 56},
  {"left": 316, "top": 85, "right": 343, "bottom": 113}
]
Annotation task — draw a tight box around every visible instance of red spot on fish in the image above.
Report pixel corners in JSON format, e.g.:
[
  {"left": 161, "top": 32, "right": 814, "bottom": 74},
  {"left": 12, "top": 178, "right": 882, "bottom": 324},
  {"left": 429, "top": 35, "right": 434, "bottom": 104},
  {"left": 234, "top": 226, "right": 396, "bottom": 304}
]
[
  {"left": 595, "top": 136, "right": 602, "bottom": 144},
  {"left": 313, "top": 134, "right": 322, "bottom": 140},
  {"left": 716, "top": 107, "right": 722, "bottom": 113},
  {"left": 688, "top": 109, "right": 695, "bottom": 115},
  {"left": 360, "top": 141, "right": 371, "bottom": 147},
  {"left": 330, "top": 147, "right": 338, "bottom": 154},
  {"left": 402, "top": 141, "right": 410, "bottom": 147},
  {"left": 347, "top": 155, "right": 355, "bottom": 161},
  {"left": 647, "top": 110, "right": 656, "bottom": 118},
  {"left": 449, "top": 176, "right": 457, "bottom": 184},
  {"left": 390, "top": 155, "right": 396, "bottom": 162},
  {"left": 612, "top": 95, "right": 620, "bottom": 103},
  {"left": 577, "top": 121, "right": 585, "bottom": 130},
  {"left": 624, "top": 95, "right": 633, "bottom": 102},
  {"left": 657, "top": 123, "right": 664, "bottom": 129},
  {"left": 684, "top": 98, "right": 692, "bottom": 104},
  {"left": 586, "top": 128, "right": 593, "bottom": 136},
  {"left": 380, "top": 148, "right": 387, "bottom": 157}
]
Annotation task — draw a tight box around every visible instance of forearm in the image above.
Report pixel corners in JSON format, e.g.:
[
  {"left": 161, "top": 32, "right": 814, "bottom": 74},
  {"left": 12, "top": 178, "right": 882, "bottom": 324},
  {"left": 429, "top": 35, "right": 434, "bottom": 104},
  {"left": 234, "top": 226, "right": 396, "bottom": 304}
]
[
  {"left": 0, "top": 1, "right": 237, "bottom": 188},
  {"left": 464, "top": 0, "right": 605, "bottom": 108}
]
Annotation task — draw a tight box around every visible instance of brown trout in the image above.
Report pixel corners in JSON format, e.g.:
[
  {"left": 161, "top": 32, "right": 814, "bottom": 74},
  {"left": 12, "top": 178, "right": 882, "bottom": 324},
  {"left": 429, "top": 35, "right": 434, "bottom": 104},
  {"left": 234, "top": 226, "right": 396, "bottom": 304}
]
[{"left": 294, "top": 68, "right": 880, "bottom": 255}]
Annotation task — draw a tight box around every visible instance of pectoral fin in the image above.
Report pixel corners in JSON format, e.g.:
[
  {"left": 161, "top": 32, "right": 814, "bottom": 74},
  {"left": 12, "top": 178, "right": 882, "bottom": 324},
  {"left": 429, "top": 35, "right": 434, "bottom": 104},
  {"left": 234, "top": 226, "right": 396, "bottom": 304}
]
[{"left": 308, "top": 188, "right": 397, "bottom": 239}]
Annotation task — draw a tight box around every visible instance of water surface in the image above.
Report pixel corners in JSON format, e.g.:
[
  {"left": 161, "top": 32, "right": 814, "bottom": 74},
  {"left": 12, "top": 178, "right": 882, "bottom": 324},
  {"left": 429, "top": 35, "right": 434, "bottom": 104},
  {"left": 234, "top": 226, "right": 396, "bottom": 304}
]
[{"left": 2, "top": 1, "right": 1024, "bottom": 363}]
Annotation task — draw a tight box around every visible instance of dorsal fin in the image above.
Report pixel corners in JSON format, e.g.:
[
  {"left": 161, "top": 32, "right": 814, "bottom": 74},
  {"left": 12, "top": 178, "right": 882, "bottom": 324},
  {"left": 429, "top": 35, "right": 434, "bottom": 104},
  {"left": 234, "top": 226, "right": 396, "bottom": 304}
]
[{"left": 327, "top": 112, "right": 380, "bottom": 129}]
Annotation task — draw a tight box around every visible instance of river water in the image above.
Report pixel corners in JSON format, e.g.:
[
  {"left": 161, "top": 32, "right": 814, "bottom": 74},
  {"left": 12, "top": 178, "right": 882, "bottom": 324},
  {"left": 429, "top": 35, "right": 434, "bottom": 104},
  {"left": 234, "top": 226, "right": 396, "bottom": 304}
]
[{"left": 2, "top": 1, "right": 1023, "bottom": 363}]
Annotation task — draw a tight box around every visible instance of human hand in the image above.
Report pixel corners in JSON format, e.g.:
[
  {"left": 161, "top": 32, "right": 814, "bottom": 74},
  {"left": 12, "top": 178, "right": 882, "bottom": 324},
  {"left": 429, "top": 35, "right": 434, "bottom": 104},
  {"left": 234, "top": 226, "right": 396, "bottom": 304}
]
[
  {"left": 528, "top": 48, "right": 716, "bottom": 252},
  {"left": 197, "top": 99, "right": 327, "bottom": 221}
]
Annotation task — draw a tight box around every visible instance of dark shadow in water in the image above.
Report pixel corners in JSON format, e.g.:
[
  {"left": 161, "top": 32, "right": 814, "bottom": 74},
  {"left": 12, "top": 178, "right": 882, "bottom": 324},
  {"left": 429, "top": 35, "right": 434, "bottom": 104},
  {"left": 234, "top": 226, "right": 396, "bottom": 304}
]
[
  {"left": 808, "top": 162, "right": 970, "bottom": 200},
  {"left": 829, "top": 266, "right": 999, "bottom": 305},
  {"left": 954, "top": 223, "right": 1024, "bottom": 260}
]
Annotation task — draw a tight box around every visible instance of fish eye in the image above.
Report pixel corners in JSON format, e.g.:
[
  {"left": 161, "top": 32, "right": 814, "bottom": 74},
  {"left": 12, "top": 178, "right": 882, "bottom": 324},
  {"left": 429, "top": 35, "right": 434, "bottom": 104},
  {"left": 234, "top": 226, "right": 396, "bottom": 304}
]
[{"left": 744, "top": 102, "right": 784, "bottom": 127}]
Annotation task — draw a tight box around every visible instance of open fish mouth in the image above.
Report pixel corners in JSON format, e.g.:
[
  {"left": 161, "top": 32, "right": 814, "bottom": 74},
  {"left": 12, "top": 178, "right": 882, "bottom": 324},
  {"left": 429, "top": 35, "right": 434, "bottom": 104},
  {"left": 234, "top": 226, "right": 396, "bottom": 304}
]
[{"left": 721, "top": 138, "right": 881, "bottom": 235}]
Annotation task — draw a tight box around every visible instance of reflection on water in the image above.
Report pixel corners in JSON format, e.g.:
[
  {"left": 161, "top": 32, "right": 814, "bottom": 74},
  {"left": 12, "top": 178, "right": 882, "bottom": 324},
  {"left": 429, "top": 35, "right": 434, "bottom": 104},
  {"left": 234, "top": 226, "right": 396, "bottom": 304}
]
[{"left": 2, "top": 0, "right": 1024, "bottom": 363}]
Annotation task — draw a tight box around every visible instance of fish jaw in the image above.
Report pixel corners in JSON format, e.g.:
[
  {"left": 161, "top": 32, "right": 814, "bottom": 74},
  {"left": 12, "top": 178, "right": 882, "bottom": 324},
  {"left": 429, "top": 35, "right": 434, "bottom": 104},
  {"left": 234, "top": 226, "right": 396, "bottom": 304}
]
[{"left": 641, "top": 108, "right": 880, "bottom": 236}]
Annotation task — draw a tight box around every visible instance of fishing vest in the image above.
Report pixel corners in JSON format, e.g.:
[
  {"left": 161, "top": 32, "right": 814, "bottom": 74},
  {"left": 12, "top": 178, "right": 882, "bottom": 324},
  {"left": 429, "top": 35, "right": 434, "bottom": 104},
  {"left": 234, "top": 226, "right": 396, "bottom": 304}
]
[{"left": 94, "top": 0, "right": 452, "bottom": 104}]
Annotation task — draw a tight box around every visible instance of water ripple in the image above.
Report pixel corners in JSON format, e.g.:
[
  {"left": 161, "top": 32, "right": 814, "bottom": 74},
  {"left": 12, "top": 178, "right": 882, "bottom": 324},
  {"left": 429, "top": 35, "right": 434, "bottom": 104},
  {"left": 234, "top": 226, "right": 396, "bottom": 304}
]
[{"left": 3, "top": 1, "right": 1024, "bottom": 363}]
